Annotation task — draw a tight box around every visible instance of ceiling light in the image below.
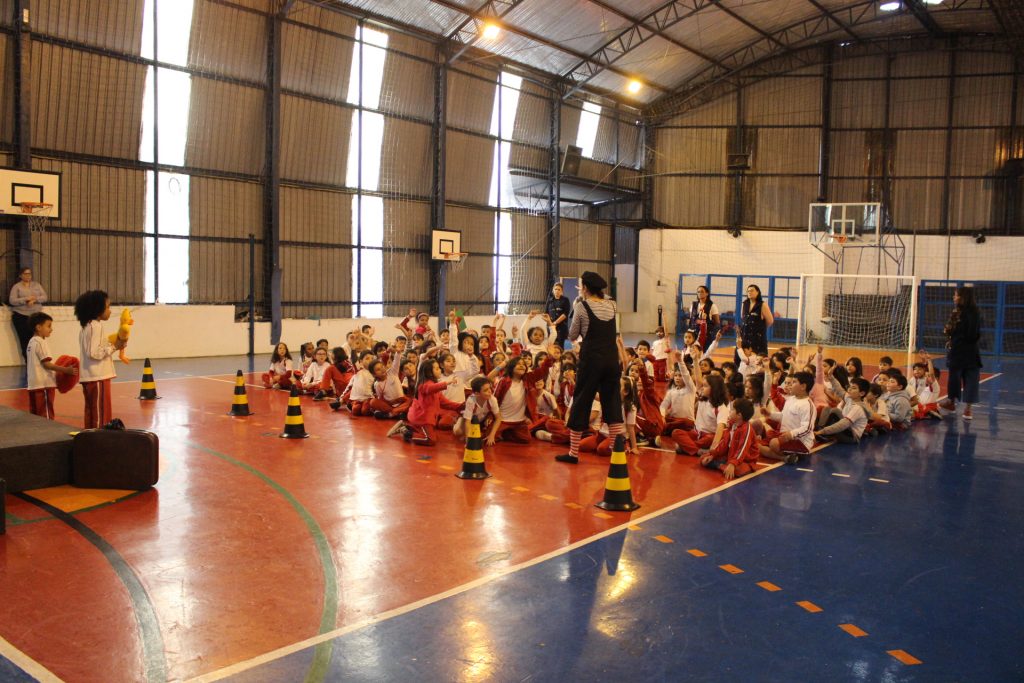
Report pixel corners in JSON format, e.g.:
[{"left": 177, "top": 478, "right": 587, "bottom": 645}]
[
  {"left": 481, "top": 23, "right": 501, "bottom": 40},
  {"left": 627, "top": 79, "right": 643, "bottom": 94},
  {"left": 879, "top": 1, "right": 901, "bottom": 10},
  {"left": 922, "top": 0, "right": 943, "bottom": 4}
]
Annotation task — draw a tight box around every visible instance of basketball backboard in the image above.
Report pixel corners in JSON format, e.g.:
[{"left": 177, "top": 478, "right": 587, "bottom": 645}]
[
  {"left": 808, "top": 202, "right": 880, "bottom": 246},
  {"left": 431, "top": 229, "right": 462, "bottom": 260},
  {"left": 0, "top": 167, "right": 62, "bottom": 219}
]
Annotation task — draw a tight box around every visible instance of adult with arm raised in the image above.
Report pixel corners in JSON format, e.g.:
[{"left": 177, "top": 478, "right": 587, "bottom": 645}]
[
  {"left": 939, "top": 286, "right": 983, "bottom": 420},
  {"left": 9, "top": 267, "right": 48, "bottom": 360},
  {"left": 738, "top": 284, "right": 773, "bottom": 357},
  {"left": 555, "top": 272, "right": 624, "bottom": 465}
]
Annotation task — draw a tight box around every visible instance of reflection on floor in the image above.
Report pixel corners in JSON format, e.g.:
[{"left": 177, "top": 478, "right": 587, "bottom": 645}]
[{"left": 0, "top": 354, "right": 1020, "bottom": 682}]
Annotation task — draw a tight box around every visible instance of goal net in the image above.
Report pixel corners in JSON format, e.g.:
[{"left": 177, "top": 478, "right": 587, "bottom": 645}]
[{"left": 796, "top": 274, "right": 918, "bottom": 370}]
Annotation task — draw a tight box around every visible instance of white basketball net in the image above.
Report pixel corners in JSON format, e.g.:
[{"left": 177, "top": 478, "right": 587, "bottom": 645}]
[{"left": 21, "top": 203, "right": 53, "bottom": 233}]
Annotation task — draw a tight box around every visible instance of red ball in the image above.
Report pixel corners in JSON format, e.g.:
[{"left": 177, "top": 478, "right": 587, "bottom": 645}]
[{"left": 54, "top": 355, "right": 80, "bottom": 394}]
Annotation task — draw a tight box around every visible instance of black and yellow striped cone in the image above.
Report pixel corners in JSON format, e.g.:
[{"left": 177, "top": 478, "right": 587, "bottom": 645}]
[
  {"left": 229, "top": 370, "right": 253, "bottom": 416},
  {"left": 280, "top": 385, "right": 309, "bottom": 439},
  {"left": 456, "top": 416, "right": 490, "bottom": 480},
  {"left": 595, "top": 435, "right": 640, "bottom": 512},
  {"left": 138, "top": 358, "right": 161, "bottom": 400}
]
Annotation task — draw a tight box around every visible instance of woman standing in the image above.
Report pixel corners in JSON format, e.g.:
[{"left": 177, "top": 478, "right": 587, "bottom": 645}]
[
  {"left": 688, "top": 285, "right": 720, "bottom": 349},
  {"left": 939, "top": 286, "right": 982, "bottom": 420},
  {"left": 555, "top": 272, "right": 624, "bottom": 465},
  {"left": 9, "top": 267, "right": 48, "bottom": 360},
  {"left": 545, "top": 281, "right": 572, "bottom": 349},
  {"left": 738, "top": 284, "right": 773, "bottom": 356}
]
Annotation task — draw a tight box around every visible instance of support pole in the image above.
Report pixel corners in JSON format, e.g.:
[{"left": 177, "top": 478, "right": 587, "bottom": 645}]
[
  {"left": 818, "top": 44, "right": 833, "bottom": 202},
  {"left": 248, "top": 233, "right": 256, "bottom": 357},
  {"left": 941, "top": 43, "right": 957, "bottom": 280},
  {"left": 431, "top": 53, "right": 448, "bottom": 320},
  {"left": 266, "top": 11, "right": 283, "bottom": 344},
  {"left": 548, "top": 88, "right": 561, "bottom": 288},
  {"left": 12, "top": 0, "right": 33, "bottom": 272}
]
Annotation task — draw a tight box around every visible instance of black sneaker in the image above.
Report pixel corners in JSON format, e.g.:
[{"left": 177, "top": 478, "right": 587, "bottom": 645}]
[
  {"left": 554, "top": 454, "right": 579, "bottom": 464},
  {"left": 402, "top": 427, "right": 413, "bottom": 443},
  {"left": 373, "top": 410, "right": 390, "bottom": 420},
  {"left": 329, "top": 400, "right": 342, "bottom": 411},
  {"left": 784, "top": 452, "right": 799, "bottom": 465},
  {"left": 313, "top": 390, "right": 326, "bottom": 401}
]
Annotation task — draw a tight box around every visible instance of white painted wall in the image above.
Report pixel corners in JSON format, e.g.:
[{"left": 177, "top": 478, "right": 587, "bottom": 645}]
[
  {"left": 621, "top": 229, "right": 1024, "bottom": 334},
  {"left": 0, "top": 306, "right": 547, "bottom": 368}
]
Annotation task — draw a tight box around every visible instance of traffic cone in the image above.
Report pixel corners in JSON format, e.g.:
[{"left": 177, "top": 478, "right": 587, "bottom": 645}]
[
  {"left": 595, "top": 435, "right": 640, "bottom": 512},
  {"left": 280, "top": 385, "right": 309, "bottom": 439},
  {"left": 456, "top": 416, "right": 490, "bottom": 480},
  {"left": 138, "top": 358, "right": 161, "bottom": 400},
  {"left": 228, "top": 370, "right": 253, "bottom": 416}
]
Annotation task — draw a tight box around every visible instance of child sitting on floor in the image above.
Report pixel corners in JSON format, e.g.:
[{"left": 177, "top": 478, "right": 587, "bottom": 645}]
[
  {"left": 454, "top": 376, "right": 502, "bottom": 445},
  {"left": 814, "top": 377, "right": 870, "bottom": 444},
  {"left": 700, "top": 398, "right": 759, "bottom": 481},
  {"left": 759, "top": 371, "right": 816, "bottom": 464}
]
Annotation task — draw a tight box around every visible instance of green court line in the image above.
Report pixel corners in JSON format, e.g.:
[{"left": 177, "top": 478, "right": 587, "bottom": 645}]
[{"left": 185, "top": 441, "right": 339, "bottom": 683}]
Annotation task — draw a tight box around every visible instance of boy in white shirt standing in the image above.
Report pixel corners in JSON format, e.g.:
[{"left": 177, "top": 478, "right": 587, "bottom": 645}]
[
  {"left": 74, "top": 290, "right": 125, "bottom": 429},
  {"left": 26, "top": 312, "right": 77, "bottom": 419}
]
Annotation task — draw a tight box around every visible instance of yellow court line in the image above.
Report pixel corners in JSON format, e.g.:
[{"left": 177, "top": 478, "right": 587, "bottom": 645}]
[
  {"left": 0, "top": 636, "right": 62, "bottom": 683},
  {"left": 189, "top": 461, "right": 785, "bottom": 682}
]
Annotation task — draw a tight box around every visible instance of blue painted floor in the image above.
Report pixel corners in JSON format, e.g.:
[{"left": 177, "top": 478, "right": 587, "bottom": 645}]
[{"left": 218, "top": 360, "right": 1024, "bottom": 683}]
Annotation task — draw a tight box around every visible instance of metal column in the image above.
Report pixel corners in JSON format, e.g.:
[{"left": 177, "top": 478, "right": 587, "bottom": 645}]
[
  {"left": 431, "top": 53, "right": 448, "bottom": 319},
  {"left": 266, "top": 11, "right": 283, "bottom": 344},
  {"left": 547, "top": 88, "right": 561, "bottom": 286},
  {"left": 12, "top": 0, "right": 33, "bottom": 271}
]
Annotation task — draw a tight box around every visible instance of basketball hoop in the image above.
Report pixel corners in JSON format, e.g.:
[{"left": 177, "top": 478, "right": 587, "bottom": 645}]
[
  {"left": 440, "top": 251, "right": 468, "bottom": 273},
  {"left": 19, "top": 202, "right": 53, "bottom": 233},
  {"left": 834, "top": 235, "right": 847, "bottom": 244}
]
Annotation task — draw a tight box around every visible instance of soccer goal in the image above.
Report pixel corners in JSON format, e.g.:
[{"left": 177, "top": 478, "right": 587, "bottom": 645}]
[{"left": 796, "top": 274, "right": 918, "bottom": 370}]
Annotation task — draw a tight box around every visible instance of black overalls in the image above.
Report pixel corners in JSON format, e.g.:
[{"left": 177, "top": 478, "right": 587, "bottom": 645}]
[{"left": 566, "top": 300, "right": 623, "bottom": 432}]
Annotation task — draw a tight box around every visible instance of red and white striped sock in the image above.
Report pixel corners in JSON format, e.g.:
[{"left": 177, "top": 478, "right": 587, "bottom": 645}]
[
  {"left": 608, "top": 423, "right": 624, "bottom": 438},
  {"left": 569, "top": 429, "right": 582, "bottom": 457}
]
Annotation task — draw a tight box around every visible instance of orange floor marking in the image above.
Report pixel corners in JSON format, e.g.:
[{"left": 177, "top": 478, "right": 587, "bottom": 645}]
[
  {"left": 564, "top": 502, "right": 582, "bottom": 509},
  {"left": 438, "top": 465, "right": 455, "bottom": 471},
  {"left": 719, "top": 564, "right": 744, "bottom": 574},
  {"left": 490, "top": 479, "right": 503, "bottom": 484},
  {"left": 627, "top": 524, "right": 642, "bottom": 531},
  {"left": 512, "top": 486, "right": 530, "bottom": 493},
  {"left": 887, "top": 649, "right": 922, "bottom": 665},
  {"left": 839, "top": 623, "right": 868, "bottom": 637},
  {"left": 687, "top": 548, "right": 707, "bottom": 557},
  {"left": 653, "top": 535, "right": 674, "bottom": 543},
  {"left": 539, "top": 494, "right": 558, "bottom": 501},
  {"left": 796, "top": 600, "right": 823, "bottom": 613},
  {"left": 593, "top": 512, "right": 613, "bottom": 520},
  {"left": 757, "top": 581, "right": 781, "bottom": 592}
]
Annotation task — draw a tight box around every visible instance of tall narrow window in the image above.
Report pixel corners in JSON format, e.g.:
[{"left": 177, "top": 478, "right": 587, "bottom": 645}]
[
  {"left": 576, "top": 100, "right": 602, "bottom": 159},
  {"left": 347, "top": 26, "right": 389, "bottom": 317},
  {"left": 489, "top": 72, "right": 522, "bottom": 312},
  {"left": 140, "top": 0, "right": 195, "bottom": 304}
]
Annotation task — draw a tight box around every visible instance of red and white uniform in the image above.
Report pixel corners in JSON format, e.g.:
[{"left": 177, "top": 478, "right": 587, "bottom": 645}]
[
  {"left": 705, "top": 421, "right": 759, "bottom": 477},
  {"left": 764, "top": 395, "right": 815, "bottom": 452},
  {"left": 79, "top": 319, "right": 117, "bottom": 429},
  {"left": 26, "top": 335, "right": 57, "bottom": 419}
]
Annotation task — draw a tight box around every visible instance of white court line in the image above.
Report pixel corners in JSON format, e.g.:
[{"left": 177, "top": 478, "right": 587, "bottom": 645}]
[
  {"left": 195, "top": 375, "right": 266, "bottom": 390},
  {"left": 797, "top": 467, "right": 814, "bottom": 472},
  {"left": 831, "top": 473, "right": 851, "bottom": 478},
  {"left": 186, "top": 461, "right": 785, "bottom": 683},
  {"left": 869, "top": 478, "right": 890, "bottom": 484},
  {"left": 0, "top": 635, "right": 63, "bottom": 683}
]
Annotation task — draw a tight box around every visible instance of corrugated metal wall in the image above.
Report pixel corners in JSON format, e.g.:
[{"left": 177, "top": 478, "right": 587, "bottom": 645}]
[
  {"left": 0, "top": 0, "right": 631, "bottom": 317},
  {"left": 654, "top": 48, "right": 1021, "bottom": 236}
]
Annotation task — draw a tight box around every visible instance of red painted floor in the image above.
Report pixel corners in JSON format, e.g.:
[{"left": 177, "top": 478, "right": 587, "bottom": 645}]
[{"left": 0, "top": 373, "right": 731, "bottom": 682}]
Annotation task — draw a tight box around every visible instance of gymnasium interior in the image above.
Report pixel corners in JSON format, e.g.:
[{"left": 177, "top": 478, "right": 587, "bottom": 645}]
[{"left": 0, "top": 0, "right": 1022, "bottom": 681}]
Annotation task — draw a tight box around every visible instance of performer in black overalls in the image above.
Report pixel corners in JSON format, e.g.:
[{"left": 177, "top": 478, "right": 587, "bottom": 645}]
[{"left": 555, "top": 272, "right": 624, "bottom": 465}]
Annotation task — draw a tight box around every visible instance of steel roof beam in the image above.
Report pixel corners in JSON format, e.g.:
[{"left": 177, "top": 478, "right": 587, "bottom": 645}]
[
  {"left": 445, "top": 0, "right": 528, "bottom": 64},
  {"left": 647, "top": 0, "right": 989, "bottom": 121},
  {"left": 903, "top": 0, "right": 945, "bottom": 38},
  {"left": 803, "top": 0, "right": 865, "bottom": 43},
  {"left": 422, "top": 0, "right": 671, "bottom": 93},
  {"left": 560, "top": 0, "right": 722, "bottom": 100}
]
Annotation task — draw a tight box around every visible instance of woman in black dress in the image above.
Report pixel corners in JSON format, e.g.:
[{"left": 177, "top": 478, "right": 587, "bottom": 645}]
[
  {"left": 687, "top": 285, "right": 720, "bottom": 349},
  {"left": 939, "top": 286, "right": 983, "bottom": 420},
  {"left": 738, "top": 284, "right": 774, "bottom": 356},
  {"left": 555, "top": 272, "right": 623, "bottom": 465}
]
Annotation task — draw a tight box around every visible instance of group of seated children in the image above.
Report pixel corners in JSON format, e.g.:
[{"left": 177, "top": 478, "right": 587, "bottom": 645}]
[{"left": 260, "top": 314, "right": 946, "bottom": 481}]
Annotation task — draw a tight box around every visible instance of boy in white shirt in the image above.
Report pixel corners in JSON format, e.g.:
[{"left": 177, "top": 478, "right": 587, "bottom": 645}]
[
  {"left": 651, "top": 326, "right": 671, "bottom": 381},
  {"left": 26, "top": 312, "right": 77, "bottom": 419},
  {"left": 760, "top": 370, "right": 816, "bottom": 464},
  {"left": 454, "top": 376, "right": 502, "bottom": 445},
  {"left": 75, "top": 290, "right": 125, "bottom": 429},
  {"left": 814, "top": 377, "right": 869, "bottom": 444}
]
